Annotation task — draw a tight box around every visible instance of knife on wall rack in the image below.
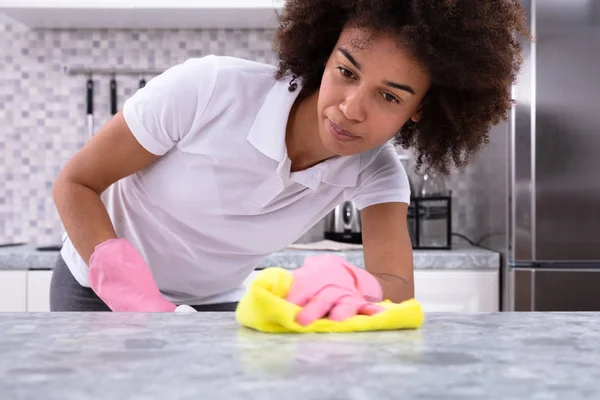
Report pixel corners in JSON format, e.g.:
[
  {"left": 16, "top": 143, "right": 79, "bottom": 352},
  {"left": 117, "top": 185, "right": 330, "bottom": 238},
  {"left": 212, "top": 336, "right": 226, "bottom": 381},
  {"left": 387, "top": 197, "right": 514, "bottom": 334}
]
[
  {"left": 110, "top": 74, "right": 117, "bottom": 115},
  {"left": 86, "top": 75, "right": 94, "bottom": 140}
]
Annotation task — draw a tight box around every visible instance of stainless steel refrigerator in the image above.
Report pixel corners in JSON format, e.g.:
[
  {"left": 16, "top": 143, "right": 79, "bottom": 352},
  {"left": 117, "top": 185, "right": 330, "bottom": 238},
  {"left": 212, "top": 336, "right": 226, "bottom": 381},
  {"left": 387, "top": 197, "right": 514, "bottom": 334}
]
[{"left": 504, "top": 0, "right": 600, "bottom": 311}]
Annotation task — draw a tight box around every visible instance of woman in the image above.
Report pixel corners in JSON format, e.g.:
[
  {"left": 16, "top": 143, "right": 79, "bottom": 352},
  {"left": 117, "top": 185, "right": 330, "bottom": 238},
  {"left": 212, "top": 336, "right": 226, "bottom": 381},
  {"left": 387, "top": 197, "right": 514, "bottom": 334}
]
[{"left": 49, "top": 0, "right": 529, "bottom": 324}]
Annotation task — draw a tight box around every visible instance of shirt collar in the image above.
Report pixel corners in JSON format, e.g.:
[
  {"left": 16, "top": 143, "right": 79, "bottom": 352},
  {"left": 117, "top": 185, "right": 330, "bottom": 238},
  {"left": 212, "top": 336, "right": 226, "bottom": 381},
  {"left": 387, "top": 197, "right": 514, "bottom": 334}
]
[{"left": 246, "top": 75, "right": 300, "bottom": 163}]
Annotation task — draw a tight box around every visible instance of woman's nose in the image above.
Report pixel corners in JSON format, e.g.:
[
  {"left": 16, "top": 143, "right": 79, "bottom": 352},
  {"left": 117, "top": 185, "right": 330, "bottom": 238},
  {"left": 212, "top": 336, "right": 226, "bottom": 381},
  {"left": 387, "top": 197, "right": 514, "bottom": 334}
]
[{"left": 339, "top": 90, "right": 367, "bottom": 122}]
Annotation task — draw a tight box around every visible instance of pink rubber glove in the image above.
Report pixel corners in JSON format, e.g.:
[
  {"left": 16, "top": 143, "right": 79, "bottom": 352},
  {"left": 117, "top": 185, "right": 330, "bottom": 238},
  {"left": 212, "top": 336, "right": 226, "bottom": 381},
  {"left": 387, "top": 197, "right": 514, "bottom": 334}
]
[
  {"left": 88, "top": 238, "right": 177, "bottom": 312},
  {"left": 285, "top": 254, "right": 385, "bottom": 325}
]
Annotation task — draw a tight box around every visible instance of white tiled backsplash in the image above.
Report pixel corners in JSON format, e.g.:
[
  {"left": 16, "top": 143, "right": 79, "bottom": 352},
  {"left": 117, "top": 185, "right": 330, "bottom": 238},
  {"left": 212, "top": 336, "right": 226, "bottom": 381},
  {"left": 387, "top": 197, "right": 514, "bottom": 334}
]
[{"left": 0, "top": 19, "right": 508, "bottom": 249}]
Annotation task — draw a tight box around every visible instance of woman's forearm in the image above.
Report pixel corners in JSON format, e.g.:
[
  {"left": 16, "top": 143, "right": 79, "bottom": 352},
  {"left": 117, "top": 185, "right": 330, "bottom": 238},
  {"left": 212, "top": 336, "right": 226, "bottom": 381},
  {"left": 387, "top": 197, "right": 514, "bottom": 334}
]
[{"left": 53, "top": 178, "right": 118, "bottom": 264}]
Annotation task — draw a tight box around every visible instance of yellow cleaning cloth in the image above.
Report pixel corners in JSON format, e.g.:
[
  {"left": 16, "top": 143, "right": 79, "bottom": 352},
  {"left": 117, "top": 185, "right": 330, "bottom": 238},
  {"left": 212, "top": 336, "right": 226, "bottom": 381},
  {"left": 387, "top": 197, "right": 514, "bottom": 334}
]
[{"left": 235, "top": 267, "right": 425, "bottom": 333}]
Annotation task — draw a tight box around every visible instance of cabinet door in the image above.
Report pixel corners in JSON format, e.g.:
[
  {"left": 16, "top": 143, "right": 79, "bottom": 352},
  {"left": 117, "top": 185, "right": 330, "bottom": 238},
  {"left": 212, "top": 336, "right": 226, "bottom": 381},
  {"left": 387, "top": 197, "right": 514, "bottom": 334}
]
[
  {"left": 0, "top": 271, "right": 27, "bottom": 312},
  {"left": 414, "top": 270, "right": 499, "bottom": 312},
  {"left": 27, "top": 270, "right": 54, "bottom": 312}
]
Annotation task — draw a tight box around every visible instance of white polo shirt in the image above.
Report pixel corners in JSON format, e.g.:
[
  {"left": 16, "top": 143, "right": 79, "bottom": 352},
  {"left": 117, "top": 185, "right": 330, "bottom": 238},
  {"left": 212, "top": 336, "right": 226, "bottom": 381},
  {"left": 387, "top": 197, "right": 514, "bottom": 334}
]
[{"left": 60, "top": 55, "right": 411, "bottom": 305}]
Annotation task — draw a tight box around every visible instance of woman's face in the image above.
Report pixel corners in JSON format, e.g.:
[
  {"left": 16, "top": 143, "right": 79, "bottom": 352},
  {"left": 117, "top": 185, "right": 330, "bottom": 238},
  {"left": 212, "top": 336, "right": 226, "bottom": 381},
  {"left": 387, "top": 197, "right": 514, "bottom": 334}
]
[{"left": 317, "top": 26, "right": 431, "bottom": 156}]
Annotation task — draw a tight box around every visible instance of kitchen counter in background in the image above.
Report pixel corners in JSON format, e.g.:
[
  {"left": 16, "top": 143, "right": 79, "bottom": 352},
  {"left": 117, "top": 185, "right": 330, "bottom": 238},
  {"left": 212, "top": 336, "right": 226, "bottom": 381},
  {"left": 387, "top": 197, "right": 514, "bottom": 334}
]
[
  {"left": 258, "top": 242, "right": 499, "bottom": 270},
  {"left": 0, "top": 241, "right": 500, "bottom": 271},
  {"left": 1, "top": 312, "right": 598, "bottom": 399},
  {"left": 0, "top": 241, "right": 501, "bottom": 312}
]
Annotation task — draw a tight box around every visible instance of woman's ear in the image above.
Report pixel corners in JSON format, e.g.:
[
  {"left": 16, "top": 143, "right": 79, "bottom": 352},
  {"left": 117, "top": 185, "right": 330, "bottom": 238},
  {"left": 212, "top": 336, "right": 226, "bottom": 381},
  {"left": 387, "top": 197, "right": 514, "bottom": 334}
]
[
  {"left": 411, "top": 91, "right": 429, "bottom": 122},
  {"left": 410, "top": 108, "right": 423, "bottom": 123}
]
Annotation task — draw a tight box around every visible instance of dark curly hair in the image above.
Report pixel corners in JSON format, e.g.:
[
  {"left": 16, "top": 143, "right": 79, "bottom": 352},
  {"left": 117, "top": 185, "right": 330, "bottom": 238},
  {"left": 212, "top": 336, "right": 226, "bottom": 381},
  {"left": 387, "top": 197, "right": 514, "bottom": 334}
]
[{"left": 272, "top": 0, "right": 531, "bottom": 174}]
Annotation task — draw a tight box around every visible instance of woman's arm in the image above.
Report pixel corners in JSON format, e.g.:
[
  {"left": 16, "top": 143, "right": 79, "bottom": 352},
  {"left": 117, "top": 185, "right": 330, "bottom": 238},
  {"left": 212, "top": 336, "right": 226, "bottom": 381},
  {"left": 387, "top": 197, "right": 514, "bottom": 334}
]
[
  {"left": 360, "top": 201, "right": 415, "bottom": 303},
  {"left": 53, "top": 111, "right": 160, "bottom": 264}
]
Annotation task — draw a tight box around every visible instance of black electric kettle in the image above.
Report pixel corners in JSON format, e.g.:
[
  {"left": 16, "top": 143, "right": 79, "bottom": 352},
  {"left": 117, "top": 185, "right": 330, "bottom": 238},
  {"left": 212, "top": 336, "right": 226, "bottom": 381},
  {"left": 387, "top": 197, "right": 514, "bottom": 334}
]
[{"left": 323, "top": 200, "right": 362, "bottom": 244}]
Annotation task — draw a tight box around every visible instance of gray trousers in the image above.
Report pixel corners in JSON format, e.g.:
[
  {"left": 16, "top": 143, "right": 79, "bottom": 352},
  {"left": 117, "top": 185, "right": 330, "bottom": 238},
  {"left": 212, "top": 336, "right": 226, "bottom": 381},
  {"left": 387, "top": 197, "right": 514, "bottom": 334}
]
[{"left": 49, "top": 255, "right": 238, "bottom": 312}]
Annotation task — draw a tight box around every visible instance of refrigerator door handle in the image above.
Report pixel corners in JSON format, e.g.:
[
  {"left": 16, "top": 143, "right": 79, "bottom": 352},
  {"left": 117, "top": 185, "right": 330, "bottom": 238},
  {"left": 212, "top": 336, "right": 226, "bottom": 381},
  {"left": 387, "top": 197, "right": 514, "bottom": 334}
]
[{"left": 509, "top": 0, "right": 536, "bottom": 263}]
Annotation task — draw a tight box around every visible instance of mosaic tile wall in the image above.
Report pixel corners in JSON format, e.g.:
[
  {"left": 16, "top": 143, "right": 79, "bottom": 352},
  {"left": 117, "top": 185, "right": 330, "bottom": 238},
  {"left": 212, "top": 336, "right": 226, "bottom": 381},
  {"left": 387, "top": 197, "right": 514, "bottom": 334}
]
[{"left": 0, "top": 18, "right": 508, "bottom": 250}]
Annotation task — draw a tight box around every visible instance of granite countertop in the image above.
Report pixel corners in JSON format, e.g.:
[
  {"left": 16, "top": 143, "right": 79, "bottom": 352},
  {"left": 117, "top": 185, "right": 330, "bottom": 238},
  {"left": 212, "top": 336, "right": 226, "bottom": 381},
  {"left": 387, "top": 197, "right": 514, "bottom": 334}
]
[
  {"left": 1, "top": 312, "right": 598, "bottom": 399},
  {"left": 0, "top": 241, "right": 499, "bottom": 271}
]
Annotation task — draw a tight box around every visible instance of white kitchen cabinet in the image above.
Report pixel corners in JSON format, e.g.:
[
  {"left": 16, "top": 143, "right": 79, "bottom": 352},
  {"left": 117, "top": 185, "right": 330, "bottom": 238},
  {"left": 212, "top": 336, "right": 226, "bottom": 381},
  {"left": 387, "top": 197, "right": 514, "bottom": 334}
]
[
  {"left": 0, "top": 267, "right": 498, "bottom": 312},
  {"left": 7, "top": 269, "right": 255, "bottom": 313},
  {"left": 0, "top": 271, "right": 27, "bottom": 312},
  {"left": 26, "top": 270, "right": 53, "bottom": 312},
  {"left": 414, "top": 270, "right": 499, "bottom": 312},
  {"left": 0, "top": 0, "right": 284, "bottom": 29}
]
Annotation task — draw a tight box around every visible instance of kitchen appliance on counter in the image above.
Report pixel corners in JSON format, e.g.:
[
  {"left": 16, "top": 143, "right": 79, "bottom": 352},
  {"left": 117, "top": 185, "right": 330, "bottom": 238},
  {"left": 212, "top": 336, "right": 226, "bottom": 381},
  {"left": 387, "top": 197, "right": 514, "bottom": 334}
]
[
  {"left": 323, "top": 193, "right": 452, "bottom": 249},
  {"left": 409, "top": 170, "right": 452, "bottom": 250},
  {"left": 409, "top": 193, "right": 452, "bottom": 250},
  {"left": 324, "top": 200, "right": 362, "bottom": 244},
  {"left": 504, "top": 0, "right": 600, "bottom": 311}
]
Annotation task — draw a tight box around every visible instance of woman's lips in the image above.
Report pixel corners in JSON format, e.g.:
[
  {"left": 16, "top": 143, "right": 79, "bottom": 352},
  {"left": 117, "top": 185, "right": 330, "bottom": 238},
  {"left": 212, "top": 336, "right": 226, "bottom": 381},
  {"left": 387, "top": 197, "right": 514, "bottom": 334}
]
[{"left": 328, "top": 119, "right": 359, "bottom": 142}]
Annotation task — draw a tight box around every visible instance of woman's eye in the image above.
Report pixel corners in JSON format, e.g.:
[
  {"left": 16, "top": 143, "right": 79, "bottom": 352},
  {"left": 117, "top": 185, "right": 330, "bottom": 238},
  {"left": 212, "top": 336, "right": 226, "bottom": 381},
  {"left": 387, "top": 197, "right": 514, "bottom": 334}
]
[
  {"left": 337, "top": 66, "right": 354, "bottom": 79},
  {"left": 382, "top": 93, "right": 399, "bottom": 104}
]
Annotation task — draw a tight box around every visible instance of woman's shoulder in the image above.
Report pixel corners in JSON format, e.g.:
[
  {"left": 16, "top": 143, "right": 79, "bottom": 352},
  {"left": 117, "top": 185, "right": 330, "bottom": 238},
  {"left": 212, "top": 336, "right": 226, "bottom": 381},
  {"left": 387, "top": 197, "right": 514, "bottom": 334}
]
[
  {"left": 211, "top": 55, "right": 277, "bottom": 75},
  {"left": 181, "top": 54, "right": 277, "bottom": 83},
  {"left": 158, "top": 55, "right": 278, "bottom": 91},
  {"left": 357, "top": 141, "right": 402, "bottom": 173},
  {"left": 346, "top": 142, "right": 411, "bottom": 209}
]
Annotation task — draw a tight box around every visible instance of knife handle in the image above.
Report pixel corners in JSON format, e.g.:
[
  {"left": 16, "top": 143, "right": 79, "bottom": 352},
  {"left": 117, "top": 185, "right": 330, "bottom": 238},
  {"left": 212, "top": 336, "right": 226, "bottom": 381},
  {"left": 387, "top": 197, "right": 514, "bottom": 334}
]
[
  {"left": 86, "top": 78, "right": 94, "bottom": 115},
  {"left": 110, "top": 77, "right": 117, "bottom": 115}
]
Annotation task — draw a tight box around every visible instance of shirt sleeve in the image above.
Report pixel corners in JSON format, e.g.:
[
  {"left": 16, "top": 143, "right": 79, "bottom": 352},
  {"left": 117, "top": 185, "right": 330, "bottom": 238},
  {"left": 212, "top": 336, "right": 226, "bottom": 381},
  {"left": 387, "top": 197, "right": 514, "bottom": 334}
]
[
  {"left": 349, "top": 144, "right": 412, "bottom": 210},
  {"left": 122, "top": 55, "right": 218, "bottom": 156}
]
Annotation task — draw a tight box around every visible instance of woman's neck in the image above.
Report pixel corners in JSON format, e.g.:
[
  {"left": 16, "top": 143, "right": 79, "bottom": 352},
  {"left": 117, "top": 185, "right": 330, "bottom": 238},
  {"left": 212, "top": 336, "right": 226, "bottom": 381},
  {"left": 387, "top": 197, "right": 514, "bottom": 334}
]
[{"left": 285, "top": 88, "right": 335, "bottom": 172}]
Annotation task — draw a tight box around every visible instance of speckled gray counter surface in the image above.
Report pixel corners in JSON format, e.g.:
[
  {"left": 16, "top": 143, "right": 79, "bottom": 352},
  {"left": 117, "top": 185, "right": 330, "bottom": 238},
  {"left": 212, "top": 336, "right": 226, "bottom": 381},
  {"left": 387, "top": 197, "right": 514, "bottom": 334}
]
[
  {"left": 0, "top": 241, "right": 499, "bottom": 271},
  {"left": 1, "top": 312, "right": 598, "bottom": 399}
]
